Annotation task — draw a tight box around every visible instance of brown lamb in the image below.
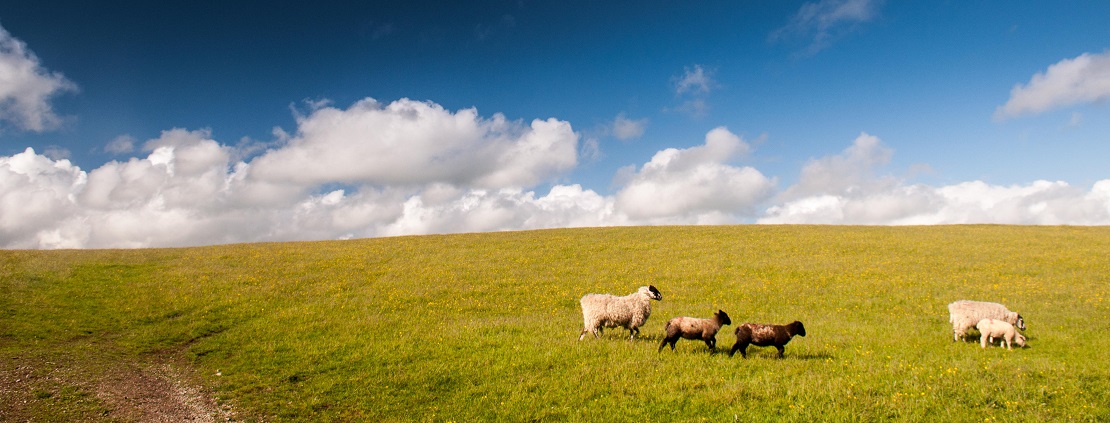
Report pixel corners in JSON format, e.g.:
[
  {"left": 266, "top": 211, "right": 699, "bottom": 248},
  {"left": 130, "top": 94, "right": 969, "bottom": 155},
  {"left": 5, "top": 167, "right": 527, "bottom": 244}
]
[{"left": 729, "top": 321, "right": 806, "bottom": 358}]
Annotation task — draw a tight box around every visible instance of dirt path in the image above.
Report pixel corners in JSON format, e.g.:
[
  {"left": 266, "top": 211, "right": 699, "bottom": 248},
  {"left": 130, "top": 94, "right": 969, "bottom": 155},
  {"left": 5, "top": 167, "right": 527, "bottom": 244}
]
[{"left": 0, "top": 353, "right": 236, "bottom": 422}]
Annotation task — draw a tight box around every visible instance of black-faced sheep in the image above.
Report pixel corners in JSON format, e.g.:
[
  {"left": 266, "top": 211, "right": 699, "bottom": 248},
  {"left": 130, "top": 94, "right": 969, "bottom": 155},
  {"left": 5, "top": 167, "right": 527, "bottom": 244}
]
[
  {"left": 948, "top": 300, "right": 1025, "bottom": 342},
  {"left": 658, "top": 310, "right": 732, "bottom": 353},
  {"left": 976, "top": 318, "right": 1027, "bottom": 350},
  {"left": 728, "top": 321, "right": 806, "bottom": 359},
  {"left": 578, "top": 285, "right": 663, "bottom": 341}
]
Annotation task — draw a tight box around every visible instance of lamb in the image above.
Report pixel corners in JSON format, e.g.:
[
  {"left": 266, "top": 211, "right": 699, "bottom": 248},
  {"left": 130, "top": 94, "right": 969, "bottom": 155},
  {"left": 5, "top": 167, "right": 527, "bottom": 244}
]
[
  {"left": 976, "top": 318, "right": 1027, "bottom": 350},
  {"left": 658, "top": 310, "right": 732, "bottom": 353},
  {"left": 578, "top": 285, "right": 663, "bottom": 341},
  {"left": 728, "top": 321, "right": 806, "bottom": 359},
  {"left": 948, "top": 300, "right": 1025, "bottom": 342}
]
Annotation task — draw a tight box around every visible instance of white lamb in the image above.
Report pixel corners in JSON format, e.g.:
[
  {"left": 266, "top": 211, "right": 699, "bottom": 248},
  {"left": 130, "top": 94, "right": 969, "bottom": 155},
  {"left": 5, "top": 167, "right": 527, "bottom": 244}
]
[
  {"left": 948, "top": 300, "right": 1025, "bottom": 342},
  {"left": 578, "top": 285, "right": 663, "bottom": 341},
  {"left": 976, "top": 318, "right": 1027, "bottom": 350}
]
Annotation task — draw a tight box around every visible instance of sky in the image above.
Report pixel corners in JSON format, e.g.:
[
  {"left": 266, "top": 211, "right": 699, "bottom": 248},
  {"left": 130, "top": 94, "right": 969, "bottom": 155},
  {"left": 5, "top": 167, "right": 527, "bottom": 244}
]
[{"left": 2, "top": 1, "right": 1110, "bottom": 249}]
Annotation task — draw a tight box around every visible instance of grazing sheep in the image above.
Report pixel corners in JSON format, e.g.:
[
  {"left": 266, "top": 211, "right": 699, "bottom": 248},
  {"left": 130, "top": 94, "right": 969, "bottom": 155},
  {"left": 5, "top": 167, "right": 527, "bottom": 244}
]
[
  {"left": 729, "top": 321, "right": 806, "bottom": 359},
  {"left": 948, "top": 300, "right": 1025, "bottom": 342},
  {"left": 976, "top": 318, "right": 1027, "bottom": 350},
  {"left": 658, "top": 310, "right": 732, "bottom": 353},
  {"left": 578, "top": 285, "right": 663, "bottom": 341}
]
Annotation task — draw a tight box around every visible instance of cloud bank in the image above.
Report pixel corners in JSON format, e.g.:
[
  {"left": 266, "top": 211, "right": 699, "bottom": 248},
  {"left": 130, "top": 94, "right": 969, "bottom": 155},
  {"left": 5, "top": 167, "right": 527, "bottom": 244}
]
[
  {"left": 4, "top": 99, "right": 1108, "bottom": 250},
  {"left": 0, "top": 100, "right": 772, "bottom": 248},
  {"left": 0, "top": 24, "right": 77, "bottom": 132},
  {"left": 761, "top": 134, "right": 1110, "bottom": 225}
]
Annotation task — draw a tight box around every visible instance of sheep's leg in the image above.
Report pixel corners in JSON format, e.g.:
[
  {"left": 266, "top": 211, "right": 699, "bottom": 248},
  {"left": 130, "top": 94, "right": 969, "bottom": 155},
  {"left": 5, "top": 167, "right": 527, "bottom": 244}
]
[
  {"left": 980, "top": 333, "right": 988, "bottom": 349},
  {"left": 775, "top": 345, "right": 785, "bottom": 359},
  {"left": 629, "top": 327, "right": 639, "bottom": 340},
  {"left": 658, "top": 337, "right": 673, "bottom": 352},
  {"left": 729, "top": 343, "right": 747, "bottom": 358}
]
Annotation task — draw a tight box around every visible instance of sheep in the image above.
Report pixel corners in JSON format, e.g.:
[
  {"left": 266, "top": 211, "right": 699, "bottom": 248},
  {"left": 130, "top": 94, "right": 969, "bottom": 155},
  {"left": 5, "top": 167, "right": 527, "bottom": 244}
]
[
  {"left": 728, "top": 321, "right": 806, "bottom": 359},
  {"left": 658, "top": 310, "right": 732, "bottom": 353},
  {"left": 976, "top": 318, "right": 1027, "bottom": 350},
  {"left": 948, "top": 300, "right": 1025, "bottom": 342},
  {"left": 578, "top": 285, "right": 663, "bottom": 341}
]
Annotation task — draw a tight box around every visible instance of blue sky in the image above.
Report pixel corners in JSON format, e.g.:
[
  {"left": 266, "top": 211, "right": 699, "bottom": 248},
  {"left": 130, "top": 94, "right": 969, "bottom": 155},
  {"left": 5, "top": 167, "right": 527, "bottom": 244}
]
[{"left": 2, "top": 1, "right": 1110, "bottom": 248}]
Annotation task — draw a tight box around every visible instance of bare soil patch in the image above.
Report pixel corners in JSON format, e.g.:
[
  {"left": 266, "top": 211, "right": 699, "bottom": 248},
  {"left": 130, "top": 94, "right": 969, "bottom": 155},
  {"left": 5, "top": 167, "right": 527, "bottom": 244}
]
[{"left": 0, "top": 352, "right": 235, "bottom": 422}]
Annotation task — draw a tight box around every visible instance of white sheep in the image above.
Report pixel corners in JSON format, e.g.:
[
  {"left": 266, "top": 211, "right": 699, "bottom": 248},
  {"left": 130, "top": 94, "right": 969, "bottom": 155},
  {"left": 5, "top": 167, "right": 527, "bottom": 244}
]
[
  {"left": 976, "top": 318, "right": 1027, "bottom": 350},
  {"left": 578, "top": 285, "right": 663, "bottom": 341},
  {"left": 948, "top": 300, "right": 1025, "bottom": 342}
]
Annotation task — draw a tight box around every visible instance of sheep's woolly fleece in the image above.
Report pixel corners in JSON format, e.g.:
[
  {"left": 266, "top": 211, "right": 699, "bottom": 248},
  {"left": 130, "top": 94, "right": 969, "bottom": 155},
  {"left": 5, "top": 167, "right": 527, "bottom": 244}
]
[{"left": 578, "top": 285, "right": 662, "bottom": 340}]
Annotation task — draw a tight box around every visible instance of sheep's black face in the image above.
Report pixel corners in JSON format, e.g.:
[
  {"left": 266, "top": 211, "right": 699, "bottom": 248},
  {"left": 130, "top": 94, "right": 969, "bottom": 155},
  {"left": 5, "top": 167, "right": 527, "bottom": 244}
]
[
  {"left": 793, "top": 321, "right": 807, "bottom": 337},
  {"left": 648, "top": 285, "right": 663, "bottom": 301},
  {"left": 1016, "top": 315, "right": 1026, "bottom": 331},
  {"left": 716, "top": 310, "right": 732, "bottom": 326}
]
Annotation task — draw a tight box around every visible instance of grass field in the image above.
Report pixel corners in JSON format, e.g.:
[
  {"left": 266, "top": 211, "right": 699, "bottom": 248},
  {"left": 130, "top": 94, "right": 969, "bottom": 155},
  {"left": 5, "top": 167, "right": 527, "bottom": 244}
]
[{"left": 2, "top": 225, "right": 1109, "bottom": 421}]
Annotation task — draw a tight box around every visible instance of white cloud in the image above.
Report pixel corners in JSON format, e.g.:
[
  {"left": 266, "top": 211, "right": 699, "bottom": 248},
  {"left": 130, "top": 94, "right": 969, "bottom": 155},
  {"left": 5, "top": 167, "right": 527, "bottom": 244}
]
[
  {"left": 0, "top": 148, "right": 86, "bottom": 248},
  {"left": 782, "top": 132, "right": 894, "bottom": 199},
  {"left": 995, "top": 51, "right": 1110, "bottom": 120},
  {"left": 772, "top": 0, "right": 882, "bottom": 55},
  {"left": 611, "top": 113, "right": 647, "bottom": 141},
  {"left": 5, "top": 99, "right": 1110, "bottom": 249},
  {"left": 615, "top": 127, "right": 774, "bottom": 221},
  {"left": 0, "top": 100, "right": 606, "bottom": 248},
  {"left": 761, "top": 133, "right": 1110, "bottom": 225},
  {"left": 248, "top": 98, "right": 578, "bottom": 189},
  {"left": 0, "top": 24, "right": 77, "bottom": 132}
]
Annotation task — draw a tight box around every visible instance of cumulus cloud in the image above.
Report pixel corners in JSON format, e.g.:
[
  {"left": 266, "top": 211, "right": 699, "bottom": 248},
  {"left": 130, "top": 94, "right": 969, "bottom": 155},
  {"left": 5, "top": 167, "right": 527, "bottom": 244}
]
[
  {"left": 782, "top": 132, "right": 894, "bottom": 199},
  {"left": 994, "top": 50, "right": 1110, "bottom": 120},
  {"left": 772, "top": 0, "right": 882, "bottom": 55},
  {"left": 762, "top": 133, "right": 1110, "bottom": 225},
  {"left": 614, "top": 127, "right": 774, "bottom": 222},
  {"left": 5, "top": 98, "right": 1110, "bottom": 249},
  {"left": 0, "top": 148, "right": 86, "bottom": 248},
  {"left": 248, "top": 98, "right": 578, "bottom": 189},
  {"left": 0, "top": 24, "right": 77, "bottom": 132},
  {"left": 0, "top": 100, "right": 608, "bottom": 248}
]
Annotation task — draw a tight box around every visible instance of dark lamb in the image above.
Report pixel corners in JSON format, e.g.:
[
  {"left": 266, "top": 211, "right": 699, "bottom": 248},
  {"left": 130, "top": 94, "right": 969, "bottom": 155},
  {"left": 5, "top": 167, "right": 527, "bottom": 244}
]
[{"left": 729, "top": 321, "right": 806, "bottom": 359}]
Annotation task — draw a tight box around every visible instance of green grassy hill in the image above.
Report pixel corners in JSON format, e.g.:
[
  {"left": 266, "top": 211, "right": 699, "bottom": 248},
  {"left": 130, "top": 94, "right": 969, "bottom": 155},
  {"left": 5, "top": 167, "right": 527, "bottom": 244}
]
[{"left": 2, "top": 225, "right": 1109, "bottom": 421}]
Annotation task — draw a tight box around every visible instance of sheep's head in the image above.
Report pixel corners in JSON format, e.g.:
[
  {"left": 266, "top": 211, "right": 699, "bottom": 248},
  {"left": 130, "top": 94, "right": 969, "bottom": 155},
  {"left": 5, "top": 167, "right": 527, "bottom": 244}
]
[
  {"left": 715, "top": 310, "right": 732, "bottom": 326},
  {"left": 643, "top": 285, "right": 662, "bottom": 301},
  {"left": 1015, "top": 314, "right": 1026, "bottom": 331},
  {"left": 1014, "top": 333, "right": 1027, "bottom": 348},
  {"left": 790, "top": 321, "right": 807, "bottom": 337}
]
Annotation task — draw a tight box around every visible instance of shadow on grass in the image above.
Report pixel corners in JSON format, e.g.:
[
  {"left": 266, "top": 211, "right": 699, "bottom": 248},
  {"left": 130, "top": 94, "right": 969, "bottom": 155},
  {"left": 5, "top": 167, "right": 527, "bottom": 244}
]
[
  {"left": 722, "top": 351, "right": 835, "bottom": 360},
  {"left": 573, "top": 331, "right": 664, "bottom": 342},
  {"left": 788, "top": 352, "right": 835, "bottom": 361}
]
